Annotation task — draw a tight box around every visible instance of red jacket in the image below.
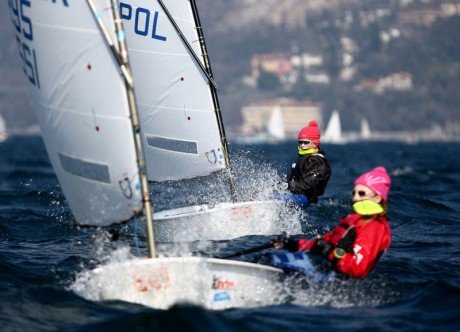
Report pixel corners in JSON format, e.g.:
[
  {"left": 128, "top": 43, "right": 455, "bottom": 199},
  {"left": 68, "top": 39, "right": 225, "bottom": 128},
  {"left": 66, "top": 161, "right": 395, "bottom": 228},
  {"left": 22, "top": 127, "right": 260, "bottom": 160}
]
[{"left": 297, "top": 213, "right": 391, "bottom": 278}]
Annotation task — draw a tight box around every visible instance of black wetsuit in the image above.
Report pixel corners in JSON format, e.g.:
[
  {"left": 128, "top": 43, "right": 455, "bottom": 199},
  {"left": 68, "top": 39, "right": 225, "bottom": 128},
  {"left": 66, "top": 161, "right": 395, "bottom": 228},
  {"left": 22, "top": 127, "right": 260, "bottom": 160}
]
[{"left": 287, "top": 151, "right": 331, "bottom": 203}]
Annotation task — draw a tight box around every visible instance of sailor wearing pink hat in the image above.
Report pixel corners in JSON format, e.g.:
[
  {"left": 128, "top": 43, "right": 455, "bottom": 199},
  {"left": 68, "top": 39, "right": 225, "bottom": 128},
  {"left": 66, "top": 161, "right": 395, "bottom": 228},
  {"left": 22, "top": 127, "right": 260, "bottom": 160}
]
[
  {"left": 276, "top": 167, "right": 392, "bottom": 278},
  {"left": 285, "top": 120, "right": 331, "bottom": 206},
  {"left": 354, "top": 166, "right": 391, "bottom": 202}
]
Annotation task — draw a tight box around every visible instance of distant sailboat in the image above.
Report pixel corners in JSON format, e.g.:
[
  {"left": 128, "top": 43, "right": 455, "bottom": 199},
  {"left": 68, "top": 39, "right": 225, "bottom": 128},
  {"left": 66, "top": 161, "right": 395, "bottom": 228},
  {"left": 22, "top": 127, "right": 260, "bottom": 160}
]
[
  {"left": 234, "top": 105, "right": 286, "bottom": 144},
  {"left": 0, "top": 115, "right": 7, "bottom": 142},
  {"left": 266, "top": 105, "right": 285, "bottom": 141},
  {"left": 322, "top": 110, "right": 346, "bottom": 144},
  {"left": 360, "top": 118, "right": 371, "bottom": 139}
]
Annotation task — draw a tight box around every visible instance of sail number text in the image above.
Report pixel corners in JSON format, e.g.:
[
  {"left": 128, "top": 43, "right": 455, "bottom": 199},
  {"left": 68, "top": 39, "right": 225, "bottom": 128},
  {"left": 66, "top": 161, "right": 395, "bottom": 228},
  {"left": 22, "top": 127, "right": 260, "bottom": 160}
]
[
  {"left": 120, "top": 2, "right": 167, "bottom": 42},
  {"left": 8, "top": 0, "right": 40, "bottom": 88}
]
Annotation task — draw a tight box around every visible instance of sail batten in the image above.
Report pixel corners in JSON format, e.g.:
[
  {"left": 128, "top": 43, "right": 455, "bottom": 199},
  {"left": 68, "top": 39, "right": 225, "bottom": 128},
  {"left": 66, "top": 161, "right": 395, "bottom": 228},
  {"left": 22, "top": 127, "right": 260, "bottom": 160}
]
[{"left": 137, "top": 103, "right": 214, "bottom": 113}]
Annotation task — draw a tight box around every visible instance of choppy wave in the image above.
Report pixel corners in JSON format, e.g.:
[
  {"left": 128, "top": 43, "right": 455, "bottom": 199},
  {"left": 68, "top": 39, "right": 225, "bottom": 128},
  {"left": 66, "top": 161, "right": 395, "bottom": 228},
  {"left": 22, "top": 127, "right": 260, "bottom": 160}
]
[{"left": 1, "top": 137, "right": 459, "bottom": 330}]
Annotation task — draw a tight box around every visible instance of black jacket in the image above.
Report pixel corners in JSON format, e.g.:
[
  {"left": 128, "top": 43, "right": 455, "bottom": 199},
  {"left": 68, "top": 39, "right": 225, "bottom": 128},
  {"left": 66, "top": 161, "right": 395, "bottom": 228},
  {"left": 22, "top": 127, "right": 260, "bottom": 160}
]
[{"left": 287, "top": 151, "right": 331, "bottom": 203}]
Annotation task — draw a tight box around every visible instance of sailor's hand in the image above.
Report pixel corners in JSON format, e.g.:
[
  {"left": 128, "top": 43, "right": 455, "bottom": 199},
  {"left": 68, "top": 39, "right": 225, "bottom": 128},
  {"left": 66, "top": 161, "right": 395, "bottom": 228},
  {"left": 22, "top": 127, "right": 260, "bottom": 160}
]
[
  {"left": 271, "top": 236, "right": 298, "bottom": 251},
  {"left": 271, "top": 239, "right": 284, "bottom": 250},
  {"left": 271, "top": 236, "right": 287, "bottom": 249}
]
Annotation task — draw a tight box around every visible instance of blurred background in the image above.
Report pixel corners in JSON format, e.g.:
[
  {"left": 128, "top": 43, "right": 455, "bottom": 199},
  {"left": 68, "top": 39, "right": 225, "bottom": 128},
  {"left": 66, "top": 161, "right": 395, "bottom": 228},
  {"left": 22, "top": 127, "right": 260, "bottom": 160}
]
[
  {"left": 1, "top": 0, "right": 459, "bottom": 142},
  {"left": 1, "top": 3, "right": 459, "bottom": 329}
]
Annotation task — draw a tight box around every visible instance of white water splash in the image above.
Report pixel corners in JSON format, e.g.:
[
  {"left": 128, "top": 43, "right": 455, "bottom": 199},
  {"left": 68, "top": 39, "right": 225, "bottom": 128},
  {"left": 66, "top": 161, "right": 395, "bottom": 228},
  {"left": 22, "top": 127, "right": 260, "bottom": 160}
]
[
  {"left": 151, "top": 152, "right": 304, "bottom": 243},
  {"left": 68, "top": 244, "right": 134, "bottom": 300},
  {"left": 391, "top": 166, "right": 414, "bottom": 176}
]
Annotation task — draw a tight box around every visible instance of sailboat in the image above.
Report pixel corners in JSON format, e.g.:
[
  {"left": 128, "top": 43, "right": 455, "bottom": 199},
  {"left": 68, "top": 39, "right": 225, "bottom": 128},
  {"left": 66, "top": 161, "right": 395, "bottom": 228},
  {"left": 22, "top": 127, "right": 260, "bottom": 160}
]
[
  {"left": 8, "top": 0, "right": 285, "bottom": 309},
  {"left": 360, "top": 118, "right": 371, "bottom": 139},
  {"left": 234, "top": 105, "right": 286, "bottom": 144},
  {"left": 0, "top": 114, "right": 8, "bottom": 142},
  {"left": 322, "top": 110, "right": 347, "bottom": 144},
  {"left": 266, "top": 105, "right": 286, "bottom": 141},
  {"left": 114, "top": 0, "right": 298, "bottom": 242}
]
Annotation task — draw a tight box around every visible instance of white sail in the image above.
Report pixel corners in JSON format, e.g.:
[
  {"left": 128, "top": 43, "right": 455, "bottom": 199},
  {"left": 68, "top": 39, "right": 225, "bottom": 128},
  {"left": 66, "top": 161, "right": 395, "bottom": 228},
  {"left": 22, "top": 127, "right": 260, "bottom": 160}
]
[
  {"left": 121, "top": 0, "right": 225, "bottom": 181},
  {"left": 322, "top": 110, "right": 343, "bottom": 143},
  {"left": 8, "top": 0, "right": 142, "bottom": 226},
  {"left": 360, "top": 118, "right": 371, "bottom": 139},
  {"left": 266, "top": 105, "right": 285, "bottom": 140},
  {"left": 0, "top": 114, "right": 7, "bottom": 142}
]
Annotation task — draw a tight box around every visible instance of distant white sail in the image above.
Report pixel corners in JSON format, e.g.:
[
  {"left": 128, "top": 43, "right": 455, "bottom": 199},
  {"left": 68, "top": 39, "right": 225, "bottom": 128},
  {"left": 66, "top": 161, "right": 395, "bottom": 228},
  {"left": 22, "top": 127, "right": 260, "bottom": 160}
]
[
  {"left": 361, "top": 118, "right": 371, "bottom": 139},
  {"left": 121, "top": 0, "right": 226, "bottom": 181},
  {"left": 266, "top": 105, "right": 285, "bottom": 140},
  {"left": 0, "top": 114, "right": 7, "bottom": 142},
  {"left": 8, "top": 1, "right": 142, "bottom": 226},
  {"left": 322, "top": 110, "right": 343, "bottom": 143}
]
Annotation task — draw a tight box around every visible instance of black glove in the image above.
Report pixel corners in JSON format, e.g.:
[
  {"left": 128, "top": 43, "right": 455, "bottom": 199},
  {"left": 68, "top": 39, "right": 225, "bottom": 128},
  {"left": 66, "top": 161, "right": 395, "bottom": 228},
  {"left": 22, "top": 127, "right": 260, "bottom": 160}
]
[
  {"left": 337, "top": 226, "right": 356, "bottom": 253},
  {"left": 310, "top": 238, "right": 333, "bottom": 257},
  {"left": 283, "top": 238, "right": 299, "bottom": 252}
]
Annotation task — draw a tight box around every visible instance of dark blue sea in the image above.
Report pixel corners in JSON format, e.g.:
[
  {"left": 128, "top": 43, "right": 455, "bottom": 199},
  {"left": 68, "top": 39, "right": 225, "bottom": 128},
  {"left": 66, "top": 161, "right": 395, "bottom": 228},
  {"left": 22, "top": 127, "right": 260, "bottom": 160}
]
[{"left": 1, "top": 135, "right": 459, "bottom": 331}]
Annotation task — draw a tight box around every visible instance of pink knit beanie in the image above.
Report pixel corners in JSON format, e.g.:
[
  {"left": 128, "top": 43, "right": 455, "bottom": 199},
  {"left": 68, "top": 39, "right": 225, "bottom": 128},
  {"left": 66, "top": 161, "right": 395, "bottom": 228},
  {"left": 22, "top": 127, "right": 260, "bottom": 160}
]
[{"left": 354, "top": 167, "right": 391, "bottom": 201}]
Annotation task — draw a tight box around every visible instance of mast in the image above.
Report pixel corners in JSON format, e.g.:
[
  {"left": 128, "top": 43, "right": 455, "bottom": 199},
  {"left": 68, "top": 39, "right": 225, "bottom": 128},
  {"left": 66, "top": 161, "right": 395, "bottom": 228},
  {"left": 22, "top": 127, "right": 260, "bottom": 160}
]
[
  {"left": 156, "top": 0, "right": 238, "bottom": 202},
  {"left": 188, "top": 0, "right": 238, "bottom": 202},
  {"left": 110, "top": 0, "right": 156, "bottom": 258},
  {"left": 86, "top": 0, "right": 156, "bottom": 257}
]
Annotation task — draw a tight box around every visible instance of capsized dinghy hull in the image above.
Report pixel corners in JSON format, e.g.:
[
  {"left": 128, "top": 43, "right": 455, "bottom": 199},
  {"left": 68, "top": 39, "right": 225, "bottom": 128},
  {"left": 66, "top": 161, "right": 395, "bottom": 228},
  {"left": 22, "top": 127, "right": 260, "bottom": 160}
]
[
  {"left": 153, "top": 200, "right": 301, "bottom": 242},
  {"left": 74, "top": 257, "right": 286, "bottom": 310}
]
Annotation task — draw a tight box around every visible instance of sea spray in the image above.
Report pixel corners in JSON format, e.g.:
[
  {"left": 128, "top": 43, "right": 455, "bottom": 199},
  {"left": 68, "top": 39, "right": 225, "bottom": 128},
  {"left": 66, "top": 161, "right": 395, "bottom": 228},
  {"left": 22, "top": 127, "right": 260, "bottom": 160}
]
[{"left": 288, "top": 273, "right": 400, "bottom": 308}]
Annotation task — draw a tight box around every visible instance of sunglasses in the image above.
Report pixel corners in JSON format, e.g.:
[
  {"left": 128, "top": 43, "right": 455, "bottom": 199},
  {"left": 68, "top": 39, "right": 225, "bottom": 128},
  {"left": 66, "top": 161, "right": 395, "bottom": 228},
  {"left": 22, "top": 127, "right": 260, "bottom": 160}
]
[
  {"left": 298, "top": 140, "right": 312, "bottom": 145},
  {"left": 352, "top": 190, "right": 375, "bottom": 197}
]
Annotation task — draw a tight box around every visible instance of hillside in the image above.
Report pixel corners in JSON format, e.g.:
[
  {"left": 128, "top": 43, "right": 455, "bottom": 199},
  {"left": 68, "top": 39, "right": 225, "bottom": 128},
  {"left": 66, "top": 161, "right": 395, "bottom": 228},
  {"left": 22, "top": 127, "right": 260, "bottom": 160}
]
[
  {"left": 1, "top": 0, "right": 459, "bottom": 133},
  {"left": 196, "top": 0, "right": 460, "bottom": 132}
]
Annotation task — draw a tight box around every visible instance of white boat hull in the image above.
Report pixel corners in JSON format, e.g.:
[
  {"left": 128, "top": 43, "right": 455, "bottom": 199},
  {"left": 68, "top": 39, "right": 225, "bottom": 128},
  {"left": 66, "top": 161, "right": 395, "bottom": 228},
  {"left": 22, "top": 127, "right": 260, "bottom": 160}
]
[
  {"left": 153, "top": 200, "right": 301, "bottom": 242},
  {"left": 74, "top": 257, "right": 286, "bottom": 310}
]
